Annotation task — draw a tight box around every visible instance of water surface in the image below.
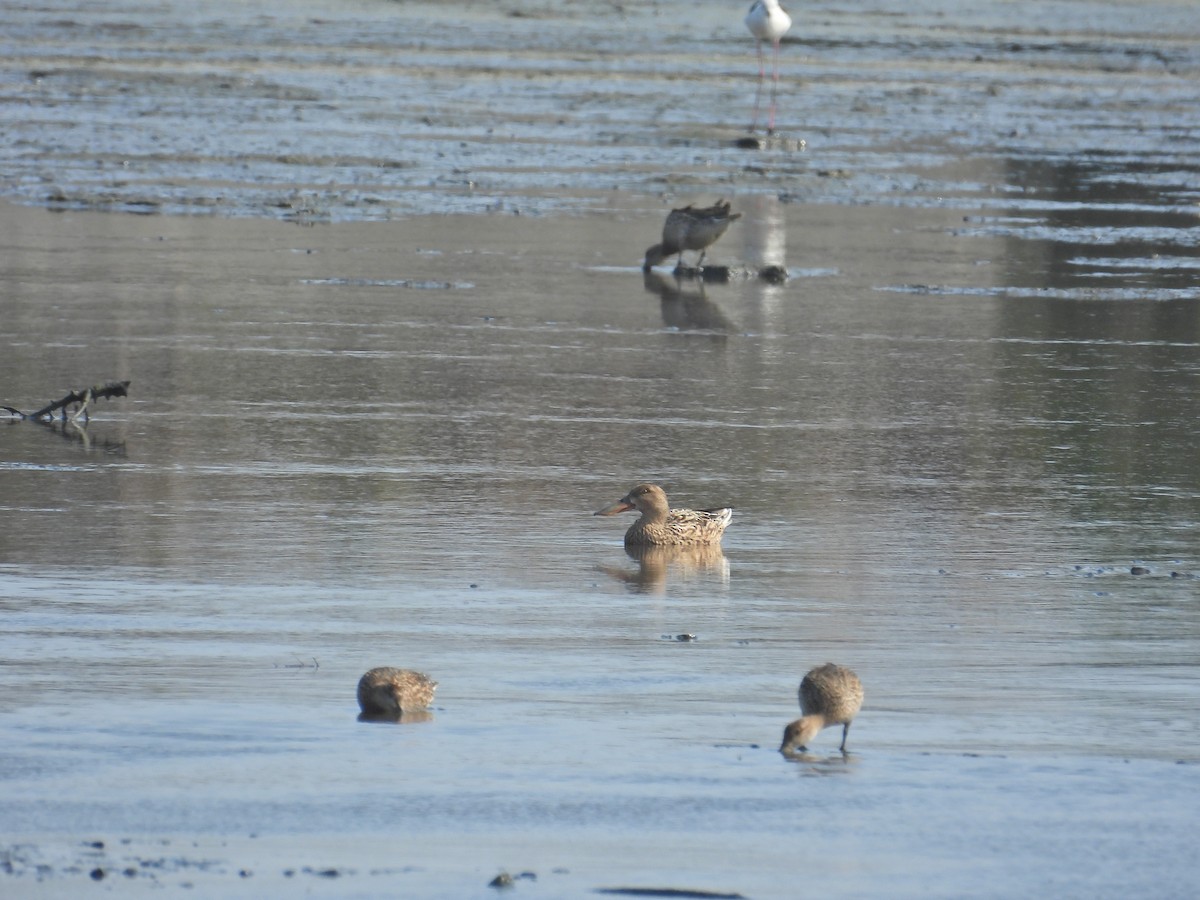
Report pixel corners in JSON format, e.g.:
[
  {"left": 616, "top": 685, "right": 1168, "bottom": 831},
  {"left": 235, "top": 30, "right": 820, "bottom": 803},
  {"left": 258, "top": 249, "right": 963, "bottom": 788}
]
[{"left": 1, "top": 0, "right": 1199, "bottom": 897}]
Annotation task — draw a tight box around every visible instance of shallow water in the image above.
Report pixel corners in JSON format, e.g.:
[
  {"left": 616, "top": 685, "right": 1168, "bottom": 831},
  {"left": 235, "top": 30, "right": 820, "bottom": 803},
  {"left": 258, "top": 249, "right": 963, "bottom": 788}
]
[{"left": 2, "top": 1, "right": 1200, "bottom": 897}]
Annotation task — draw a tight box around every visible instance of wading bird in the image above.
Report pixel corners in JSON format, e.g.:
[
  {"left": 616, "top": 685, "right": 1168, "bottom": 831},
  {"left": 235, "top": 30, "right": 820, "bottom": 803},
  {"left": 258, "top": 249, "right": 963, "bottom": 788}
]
[
  {"left": 745, "top": 0, "right": 793, "bottom": 133},
  {"left": 779, "top": 663, "right": 864, "bottom": 754},
  {"left": 642, "top": 200, "right": 742, "bottom": 271}
]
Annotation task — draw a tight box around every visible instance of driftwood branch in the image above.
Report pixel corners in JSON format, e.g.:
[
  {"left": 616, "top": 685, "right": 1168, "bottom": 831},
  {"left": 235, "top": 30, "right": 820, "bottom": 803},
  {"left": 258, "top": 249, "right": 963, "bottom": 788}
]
[{"left": 3, "top": 380, "right": 131, "bottom": 422}]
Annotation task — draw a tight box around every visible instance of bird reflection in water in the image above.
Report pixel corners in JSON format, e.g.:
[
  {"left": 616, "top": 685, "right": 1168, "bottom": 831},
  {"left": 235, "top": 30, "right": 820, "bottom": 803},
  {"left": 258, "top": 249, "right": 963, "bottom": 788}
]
[
  {"left": 597, "top": 543, "right": 730, "bottom": 595},
  {"left": 643, "top": 269, "right": 737, "bottom": 334},
  {"left": 779, "top": 749, "right": 860, "bottom": 775},
  {"left": 358, "top": 708, "right": 436, "bottom": 724},
  {"left": 740, "top": 194, "right": 788, "bottom": 274}
]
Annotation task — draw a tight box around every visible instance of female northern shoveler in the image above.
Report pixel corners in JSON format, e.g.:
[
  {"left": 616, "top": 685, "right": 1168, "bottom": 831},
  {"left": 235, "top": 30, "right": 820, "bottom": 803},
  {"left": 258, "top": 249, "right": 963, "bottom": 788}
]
[
  {"left": 642, "top": 200, "right": 742, "bottom": 271},
  {"left": 594, "top": 483, "right": 732, "bottom": 546},
  {"left": 779, "top": 663, "right": 864, "bottom": 754},
  {"left": 357, "top": 667, "right": 437, "bottom": 718},
  {"left": 745, "top": 0, "right": 793, "bottom": 134}
]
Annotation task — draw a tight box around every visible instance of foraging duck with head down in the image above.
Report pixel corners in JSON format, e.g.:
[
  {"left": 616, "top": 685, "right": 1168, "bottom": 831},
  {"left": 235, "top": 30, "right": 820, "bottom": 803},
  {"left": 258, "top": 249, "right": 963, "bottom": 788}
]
[
  {"left": 357, "top": 667, "right": 437, "bottom": 720},
  {"left": 643, "top": 200, "right": 742, "bottom": 271},
  {"left": 594, "top": 483, "right": 732, "bottom": 547},
  {"left": 779, "top": 663, "right": 864, "bottom": 754}
]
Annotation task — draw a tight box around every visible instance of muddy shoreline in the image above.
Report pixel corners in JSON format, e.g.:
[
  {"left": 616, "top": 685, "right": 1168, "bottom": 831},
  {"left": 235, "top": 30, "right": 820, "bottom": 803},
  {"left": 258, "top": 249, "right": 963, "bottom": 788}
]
[{"left": 3, "top": 0, "right": 1198, "bottom": 224}]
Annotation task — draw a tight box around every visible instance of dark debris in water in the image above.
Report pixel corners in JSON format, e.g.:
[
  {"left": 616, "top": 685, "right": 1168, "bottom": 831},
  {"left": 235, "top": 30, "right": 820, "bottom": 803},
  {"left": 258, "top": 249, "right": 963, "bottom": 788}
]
[
  {"left": 670, "top": 264, "right": 788, "bottom": 284},
  {"left": 490, "top": 870, "right": 538, "bottom": 888},
  {"left": 304, "top": 866, "right": 345, "bottom": 878},
  {"left": 1, "top": 840, "right": 241, "bottom": 889},
  {"left": 1068, "top": 563, "right": 1196, "bottom": 579},
  {"left": 595, "top": 889, "right": 747, "bottom": 899},
  {"left": 732, "top": 135, "right": 806, "bottom": 153}
]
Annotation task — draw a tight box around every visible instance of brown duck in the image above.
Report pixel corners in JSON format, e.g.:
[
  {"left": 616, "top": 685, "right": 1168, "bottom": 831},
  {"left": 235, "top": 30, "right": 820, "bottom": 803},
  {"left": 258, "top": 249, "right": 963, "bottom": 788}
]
[
  {"left": 780, "top": 663, "right": 864, "bottom": 754},
  {"left": 594, "top": 483, "right": 732, "bottom": 546},
  {"left": 642, "top": 200, "right": 742, "bottom": 270},
  {"left": 357, "top": 667, "right": 437, "bottom": 719}
]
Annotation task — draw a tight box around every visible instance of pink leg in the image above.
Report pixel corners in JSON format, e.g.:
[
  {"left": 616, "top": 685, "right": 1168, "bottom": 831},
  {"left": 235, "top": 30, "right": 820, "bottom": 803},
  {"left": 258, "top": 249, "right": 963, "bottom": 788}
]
[
  {"left": 750, "top": 41, "right": 766, "bottom": 132},
  {"left": 768, "top": 39, "right": 781, "bottom": 134}
]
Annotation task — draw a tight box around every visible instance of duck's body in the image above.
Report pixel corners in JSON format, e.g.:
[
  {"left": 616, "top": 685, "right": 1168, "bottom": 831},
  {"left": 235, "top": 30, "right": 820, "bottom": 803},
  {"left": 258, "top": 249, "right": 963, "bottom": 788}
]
[
  {"left": 780, "top": 663, "right": 863, "bottom": 753},
  {"left": 745, "top": 0, "right": 792, "bottom": 133},
  {"left": 357, "top": 667, "right": 437, "bottom": 718},
  {"left": 643, "top": 201, "right": 742, "bottom": 270},
  {"left": 594, "top": 483, "right": 732, "bottom": 547}
]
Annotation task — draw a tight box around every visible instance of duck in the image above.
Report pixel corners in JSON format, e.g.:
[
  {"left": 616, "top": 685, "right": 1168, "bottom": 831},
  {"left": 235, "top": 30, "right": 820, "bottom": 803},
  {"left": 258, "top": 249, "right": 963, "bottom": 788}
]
[
  {"left": 779, "top": 663, "right": 864, "bottom": 754},
  {"left": 642, "top": 200, "right": 742, "bottom": 271},
  {"left": 594, "top": 483, "right": 732, "bottom": 546},
  {"left": 357, "top": 667, "right": 437, "bottom": 719}
]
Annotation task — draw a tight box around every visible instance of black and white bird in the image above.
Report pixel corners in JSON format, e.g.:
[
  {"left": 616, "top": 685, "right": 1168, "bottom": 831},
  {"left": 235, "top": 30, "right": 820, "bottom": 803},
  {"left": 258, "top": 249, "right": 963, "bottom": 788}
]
[{"left": 745, "top": 0, "right": 793, "bottom": 133}]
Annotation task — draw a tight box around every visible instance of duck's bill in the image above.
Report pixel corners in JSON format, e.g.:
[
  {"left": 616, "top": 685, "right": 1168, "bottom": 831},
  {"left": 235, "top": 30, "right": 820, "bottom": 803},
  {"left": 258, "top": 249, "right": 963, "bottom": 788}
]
[{"left": 594, "top": 499, "right": 635, "bottom": 516}]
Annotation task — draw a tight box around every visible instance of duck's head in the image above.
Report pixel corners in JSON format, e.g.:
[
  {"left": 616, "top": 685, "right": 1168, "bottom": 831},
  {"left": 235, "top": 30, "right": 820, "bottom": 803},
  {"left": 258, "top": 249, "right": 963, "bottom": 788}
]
[
  {"left": 779, "top": 716, "right": 822, "bottom": 755},
  {"left": 642, "top": 244, "right": 671, "bottom": 270},
  {"left": 594, "top": 483, "right": 668, "bottom": 517}
]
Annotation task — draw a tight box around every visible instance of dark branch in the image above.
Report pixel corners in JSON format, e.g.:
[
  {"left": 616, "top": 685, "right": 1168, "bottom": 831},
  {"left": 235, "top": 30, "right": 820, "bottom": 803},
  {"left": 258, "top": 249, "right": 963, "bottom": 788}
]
[{"left": 3, "top": 380, "right": 131, "bottom": 421}]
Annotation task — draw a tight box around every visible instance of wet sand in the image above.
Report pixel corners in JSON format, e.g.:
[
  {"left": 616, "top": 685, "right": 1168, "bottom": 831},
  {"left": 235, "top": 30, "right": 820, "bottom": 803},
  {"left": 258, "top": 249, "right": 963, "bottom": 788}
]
[
  {"left": 3, "top": 0, "right": 1199, "bottom": 229},
  {"left": 2, "top": 1, "right": 1200, "bottom": 897}
]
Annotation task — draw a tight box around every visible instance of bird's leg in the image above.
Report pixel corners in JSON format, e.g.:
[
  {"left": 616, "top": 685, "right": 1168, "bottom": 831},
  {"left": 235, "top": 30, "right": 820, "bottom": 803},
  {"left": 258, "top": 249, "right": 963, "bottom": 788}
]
[
  {"left": 749, "top": 41, "right": 766, "bottom": 132},
  {"left": 696, "top": 250, "right": 707, "bottom": 269},
  {"left": 767, "top": 39, "right": 782, "bottom": 134},
  {"left": 839, "top": 722, "right": 851, "bottom": 752}
]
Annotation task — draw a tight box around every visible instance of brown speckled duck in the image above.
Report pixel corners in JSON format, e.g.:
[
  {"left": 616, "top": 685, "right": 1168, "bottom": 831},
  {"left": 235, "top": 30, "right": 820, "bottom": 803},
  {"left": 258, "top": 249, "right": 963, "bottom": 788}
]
[
  {"left": 643, "top": 200, "right": 742, "bottom": 270},
  {"left": 594, "top": 483, "right": 732, "bottom": 547},
  {"left": 357, "top": 667, "right": 437, "bottom": 719},
  {"left": 780, "top": 663, "right": 864, "bottom": 754}
]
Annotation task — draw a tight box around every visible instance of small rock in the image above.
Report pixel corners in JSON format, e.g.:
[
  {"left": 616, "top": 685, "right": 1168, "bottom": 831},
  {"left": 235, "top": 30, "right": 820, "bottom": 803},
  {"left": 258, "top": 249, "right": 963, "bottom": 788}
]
[
  {"left": 90, "top": 868, "right": 105, "bottom": 881},
  {"left": 489, "top": 871, "right": 515, "bottom": 888},
  {"left": 1130, "top": 566, "right": 1150, "bottom": 576},
  {"left": 758, "top": 264, "right": 788, "bottom": 283}
]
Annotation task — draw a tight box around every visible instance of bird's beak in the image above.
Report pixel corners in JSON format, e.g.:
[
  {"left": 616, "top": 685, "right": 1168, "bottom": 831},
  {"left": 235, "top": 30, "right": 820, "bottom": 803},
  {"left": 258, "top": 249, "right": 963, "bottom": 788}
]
[{"left": 594, "top": 499, "right": 635, "bottom": 516}]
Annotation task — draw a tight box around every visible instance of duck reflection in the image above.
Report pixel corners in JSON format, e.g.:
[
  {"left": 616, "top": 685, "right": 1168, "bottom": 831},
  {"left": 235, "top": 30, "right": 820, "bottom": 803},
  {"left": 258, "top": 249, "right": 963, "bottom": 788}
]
[
  {"left": 357, "top": 709, "right": 435, "bottom": 724},
  {"left": 643, "top": 270, "right": 736, "bottom": 334},
  {"left": 598, "top": 542, "right": 730, "bottom": 595}
]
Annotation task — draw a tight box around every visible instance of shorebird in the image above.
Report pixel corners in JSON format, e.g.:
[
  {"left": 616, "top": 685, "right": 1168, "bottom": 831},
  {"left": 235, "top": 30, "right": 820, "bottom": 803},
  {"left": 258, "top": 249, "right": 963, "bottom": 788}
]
[
  {"left": 594, "top": 483, "right": 733, "bottom": 546},
  {"left": 357, "top": 667, "right": 437, "bottom": 719},
  {"left": 745, "top": 0, "right": 793, "bottom": 133},
  {"left": 642, "top": 200, "right": 742, "bottom": 271},
  {"left": 779, "top": 663, "right": 864, "bottom": 754}
]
